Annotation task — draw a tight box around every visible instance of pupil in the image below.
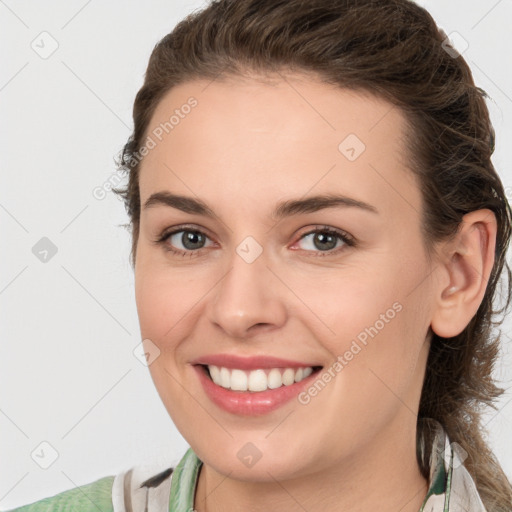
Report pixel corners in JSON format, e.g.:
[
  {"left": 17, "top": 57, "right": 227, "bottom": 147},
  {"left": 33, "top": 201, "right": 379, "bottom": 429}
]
[
  {"left": 315, "top": 232, "right": 336, "bottom": 251},
  {"left": 183, "top": 231, "right": 204, "bottom": 250}
]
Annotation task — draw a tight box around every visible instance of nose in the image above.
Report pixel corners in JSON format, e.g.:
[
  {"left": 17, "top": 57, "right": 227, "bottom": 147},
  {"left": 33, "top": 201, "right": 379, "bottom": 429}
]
[{"left": 206, "top": 247, "right": 288, "bottom": 339}]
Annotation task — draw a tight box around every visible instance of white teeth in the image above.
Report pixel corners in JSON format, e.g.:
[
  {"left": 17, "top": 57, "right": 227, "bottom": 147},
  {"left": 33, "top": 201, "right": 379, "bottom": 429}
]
[
  {"left": 206, "top": 365, "right": 316, "bottom": 392},
  {"left": 230, "top": 369, "right": 247, "bottom": 391},
  {"left": 267, "top": 368, "right": 282, "bottom": 389},
  {"left": 282, "top": 368, "right": 295, "bottom": 386},
  {"left": 209, "top": 365, "right": 220, "bottom": 383},
  {"left": 220, "top": 367, "right": 231, "bottom": 388},
  {"left": 303, "top": 367, "right": 313, "bottom": 378},
  {"left": 248, "top": 369, "right": 267, "bottom": 391}
]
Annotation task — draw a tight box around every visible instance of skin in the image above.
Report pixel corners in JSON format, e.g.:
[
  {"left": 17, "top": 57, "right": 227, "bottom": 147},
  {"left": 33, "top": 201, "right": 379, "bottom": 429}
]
[{"left": 134, "top": 72, "right": 497, "bottom": 512}]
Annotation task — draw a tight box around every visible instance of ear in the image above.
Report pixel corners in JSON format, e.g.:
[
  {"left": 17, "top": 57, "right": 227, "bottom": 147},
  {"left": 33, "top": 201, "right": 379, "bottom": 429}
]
[{"left": 430, "top": 209, "right": 497, "bottom": 338}]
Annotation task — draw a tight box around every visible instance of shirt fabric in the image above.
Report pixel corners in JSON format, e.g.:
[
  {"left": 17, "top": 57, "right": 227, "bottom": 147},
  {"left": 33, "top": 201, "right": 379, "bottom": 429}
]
[{"left": 7, "top": 421, "right": 488, "bottom": 511}]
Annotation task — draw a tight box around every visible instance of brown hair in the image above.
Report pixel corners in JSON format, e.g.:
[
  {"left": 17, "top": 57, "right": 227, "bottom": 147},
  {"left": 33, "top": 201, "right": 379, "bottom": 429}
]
[{"left": 114, "top": 0, "right": 512, "bottom": 508}]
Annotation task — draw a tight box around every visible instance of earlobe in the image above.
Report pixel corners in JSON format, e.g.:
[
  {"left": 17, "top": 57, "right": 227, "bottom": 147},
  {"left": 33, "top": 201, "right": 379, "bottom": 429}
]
[{"left": 430, "top": 209, "right": 497, "bottom": 339}]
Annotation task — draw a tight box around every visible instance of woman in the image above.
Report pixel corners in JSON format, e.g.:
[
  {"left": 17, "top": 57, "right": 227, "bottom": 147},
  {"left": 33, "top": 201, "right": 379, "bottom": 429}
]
[{"left": 9, "top": 0, "right": 512, "bottom": 510}]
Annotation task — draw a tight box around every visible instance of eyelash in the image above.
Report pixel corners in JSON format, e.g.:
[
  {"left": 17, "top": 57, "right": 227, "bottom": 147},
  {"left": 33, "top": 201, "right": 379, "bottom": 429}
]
[{"left": 154, "top": 224, "right": 356, "bottom": 258}]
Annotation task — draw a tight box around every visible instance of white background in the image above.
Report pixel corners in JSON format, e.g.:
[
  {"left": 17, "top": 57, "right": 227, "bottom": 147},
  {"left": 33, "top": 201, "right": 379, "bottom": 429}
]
[{"left": 1, "top": 0, "right": 511, "bottom": 508}]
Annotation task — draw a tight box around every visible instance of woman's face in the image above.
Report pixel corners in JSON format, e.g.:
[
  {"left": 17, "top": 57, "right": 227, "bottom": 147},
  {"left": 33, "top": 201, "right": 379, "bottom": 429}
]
[{"left": 135, "top": 73, "right": 436, "bottom": 481}]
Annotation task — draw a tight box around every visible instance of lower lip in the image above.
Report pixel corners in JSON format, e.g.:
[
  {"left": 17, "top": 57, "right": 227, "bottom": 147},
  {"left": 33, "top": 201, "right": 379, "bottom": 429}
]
[{"left": 193, "top": 365, "right": 321, "bottom": 416}]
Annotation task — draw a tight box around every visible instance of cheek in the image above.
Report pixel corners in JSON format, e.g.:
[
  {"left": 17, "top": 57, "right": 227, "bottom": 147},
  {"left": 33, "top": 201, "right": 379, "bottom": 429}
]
[
  {"left": 308, "top": 255, "right": 429, "bottom": 393},
  {"left": 134, "top": 265, "right": 198, "bottom": 419},
  {"left": 134, "top": 262, "right": 197, "bottom": 344},
  {"left": 287, "top": 262, "right": 401, "bottom": 346}
]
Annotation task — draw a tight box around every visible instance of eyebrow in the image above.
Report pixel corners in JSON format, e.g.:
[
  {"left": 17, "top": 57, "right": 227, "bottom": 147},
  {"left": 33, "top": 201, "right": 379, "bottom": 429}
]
[{"left": 142, "top": 191, "right": 379, "bottom": 219}]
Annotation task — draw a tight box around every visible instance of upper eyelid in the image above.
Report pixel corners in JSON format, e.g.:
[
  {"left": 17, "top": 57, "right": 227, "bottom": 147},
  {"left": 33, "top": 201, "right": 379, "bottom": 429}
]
[{"left": 161, "top": 224, "right": 215, "bottom": 242}]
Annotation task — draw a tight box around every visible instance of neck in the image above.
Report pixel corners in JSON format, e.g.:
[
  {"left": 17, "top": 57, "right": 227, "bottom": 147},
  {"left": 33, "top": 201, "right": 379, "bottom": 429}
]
[{"left": 193, "top": 421, "right": 428, "bottom": 512}]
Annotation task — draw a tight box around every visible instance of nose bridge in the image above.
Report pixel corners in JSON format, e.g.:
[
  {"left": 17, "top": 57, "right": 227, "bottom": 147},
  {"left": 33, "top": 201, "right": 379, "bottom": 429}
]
[{"left": 207, "top": 239, "right": 287, "bottom": 338}]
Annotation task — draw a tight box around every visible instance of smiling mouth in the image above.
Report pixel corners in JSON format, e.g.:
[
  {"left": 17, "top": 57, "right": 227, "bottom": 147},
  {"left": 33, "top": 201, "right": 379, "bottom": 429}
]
[{"left": 199, "top": 364, "right": 323, "bottom": 393}]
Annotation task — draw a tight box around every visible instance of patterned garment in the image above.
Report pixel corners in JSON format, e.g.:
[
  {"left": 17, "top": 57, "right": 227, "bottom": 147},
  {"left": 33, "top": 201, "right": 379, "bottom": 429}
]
[
  {"left": 7, "top": 422, "right": 487, "bottom": 511},
  {"left": 417, "top": 421, "right": 487, "bottom": 511}
]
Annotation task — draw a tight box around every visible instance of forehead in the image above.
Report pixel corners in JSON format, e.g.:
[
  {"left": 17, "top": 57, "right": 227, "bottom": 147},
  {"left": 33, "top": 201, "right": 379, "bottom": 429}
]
[{"left": 138, "top": 73, "right": 421, "bottom": 219}]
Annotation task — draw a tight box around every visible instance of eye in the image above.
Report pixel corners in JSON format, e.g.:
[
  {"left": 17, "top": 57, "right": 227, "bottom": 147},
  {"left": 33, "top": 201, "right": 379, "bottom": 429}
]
[
  {"left": 155, "top": 226, "right": 215, "bottom": 257},
  {"left": 155, "top": 224, "right": 355, "bottom": 258},
  {"left": 291, "top": 226, "right": 355, "bottom": 256}
]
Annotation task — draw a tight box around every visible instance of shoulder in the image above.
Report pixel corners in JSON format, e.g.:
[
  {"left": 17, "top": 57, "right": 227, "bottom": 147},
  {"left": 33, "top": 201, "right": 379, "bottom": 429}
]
[
  {"left": 5, "top": 465, "right": 177, "bottom": 512},
  {"left": 5, "top": 475, "right": 115, "bottom": 512}
]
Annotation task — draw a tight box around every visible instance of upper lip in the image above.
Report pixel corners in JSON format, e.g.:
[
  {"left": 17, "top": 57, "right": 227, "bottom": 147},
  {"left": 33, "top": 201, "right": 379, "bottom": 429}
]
[{"left": 190, "top": 354, "right": 322, "bottom": 370}]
